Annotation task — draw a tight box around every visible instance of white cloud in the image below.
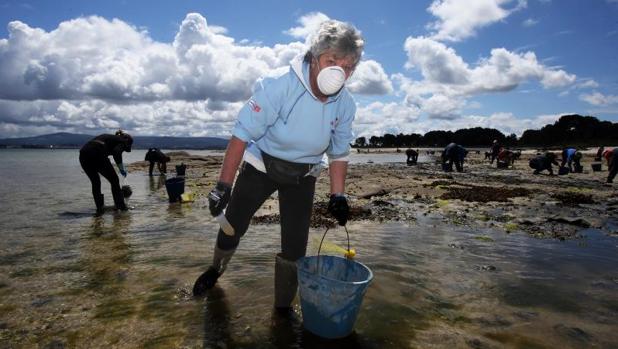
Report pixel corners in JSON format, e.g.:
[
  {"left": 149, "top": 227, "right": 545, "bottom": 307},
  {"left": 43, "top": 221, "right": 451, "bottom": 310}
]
[
  {"left": 0, "top": 14, "right": 305, "bottom": 103},
  {"left": 347, "top": 60, "right": 393, "bottom": 95},
  {"left": 404, "top": 37, "right": 576, "bottom": 93},
  {"left": 401, "top": 37, "right": 576, "bottom": 119},
  {"left": 522, "top": 18, "right": 539, "bottom": 27},
  {"left": 0, "top": 99, "right": 244, "bottom": 138},
  {"left": 427, "top": 0, "right": 527, "bottom": 42},
  {"left": 419, "top": 94, "right": 466, "bottom": 119},
  {"left": 579, "top": 91, "right": 618, "bottom": 106},
  {"left": 576, "top": 79, "right": 599, "bottom": 89},
  {"left": 0, "top": 13, "right": 391, "bottom": 137},
  {"left": 284, "top": 12, "right": 330, "bottom": 41},
  {"left": 354, "top": 101, "right": 421, "bottom": 136},
  {"left": 404, "top": 37, "right": 469, "bottom": 84}
]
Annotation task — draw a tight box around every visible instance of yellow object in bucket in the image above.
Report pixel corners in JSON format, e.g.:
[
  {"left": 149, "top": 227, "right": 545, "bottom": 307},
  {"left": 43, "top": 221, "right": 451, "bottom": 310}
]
[
  {"left": 180, "top": 192, "right": 195, "bottom": 202},
  {"left": 313, "top": 237, "right": 356, "bottom": 259},
  {"left": 344, "top": 249, "right": 356, "bottom": 259}
]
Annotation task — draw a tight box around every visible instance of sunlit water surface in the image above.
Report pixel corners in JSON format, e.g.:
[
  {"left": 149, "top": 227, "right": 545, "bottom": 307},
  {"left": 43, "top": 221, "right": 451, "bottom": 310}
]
[{"left": 0, "top": 149, "right": 617, "bottom": 348}]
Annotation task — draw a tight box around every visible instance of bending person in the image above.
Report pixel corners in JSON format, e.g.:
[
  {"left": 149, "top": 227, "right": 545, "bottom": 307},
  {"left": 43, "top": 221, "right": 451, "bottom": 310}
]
[
  {"left": 406, "top": 148, "right": 418, "bottom": 165},
  {"left": 191, "top": 20, "right": 364, "bottom": 314},
  {"left": 442, "top": 143, "right": 468, "bottom": 172},
  {"left": 79, "top": 130, "right": 133, "bottom": 214},
  {"left": 145, "top": 148, "right": 171, "bottom": 176},
  {"left": 529, "top": 152, "right": 559, "bottom": 175},
  {"left": 560, "top": 147, "right": 582, "bottom": 172}
]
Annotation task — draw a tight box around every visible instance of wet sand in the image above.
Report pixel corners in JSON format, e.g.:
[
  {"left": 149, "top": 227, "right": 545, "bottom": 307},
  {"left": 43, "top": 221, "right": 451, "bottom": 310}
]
[{"left": 130, "top": 149, "right": 618, "bottom": 240}]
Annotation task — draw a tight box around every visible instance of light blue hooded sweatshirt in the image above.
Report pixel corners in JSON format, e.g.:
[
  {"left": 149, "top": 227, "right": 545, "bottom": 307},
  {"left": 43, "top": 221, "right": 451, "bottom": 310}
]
[{"left": 232, "top": 56, "right": 356, "bottom": 172}]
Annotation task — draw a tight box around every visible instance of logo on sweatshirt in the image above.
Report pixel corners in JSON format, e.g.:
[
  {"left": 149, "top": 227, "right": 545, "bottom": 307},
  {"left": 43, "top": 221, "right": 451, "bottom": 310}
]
[
  {"left": 330, "top": 117, "right": 339, "bottom": 133},
  {"left": 248, "top": 99, "right": 261, "bottom": 113}
]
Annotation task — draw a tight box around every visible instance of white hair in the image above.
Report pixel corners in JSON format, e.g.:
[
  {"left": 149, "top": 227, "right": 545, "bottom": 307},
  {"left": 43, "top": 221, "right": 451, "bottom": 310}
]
[{"left": 305, "top": 20, "right": 364, "bottom": 65}]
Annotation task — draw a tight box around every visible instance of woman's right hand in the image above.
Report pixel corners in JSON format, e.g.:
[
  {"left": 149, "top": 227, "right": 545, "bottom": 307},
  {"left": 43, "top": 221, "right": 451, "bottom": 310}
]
[{"left": 208, "top": 182, "right": 232, "bottom": 217}]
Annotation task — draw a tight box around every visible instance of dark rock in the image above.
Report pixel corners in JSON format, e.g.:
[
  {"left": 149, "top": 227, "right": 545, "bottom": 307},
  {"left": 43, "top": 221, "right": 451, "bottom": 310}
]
[
  {"left": 553, "top": 324, "right": 592, "bottom": 343},
  {"left": 43, "top": 340, "right": 65, "bottom": 349},
  {"left": 31, "top": 297, "right": 53, "bottom": 307},
  {"left": 547, "top": 217, "right": 591, "bottom": 228},
  {"left": 512, "top": 310, "right": 539, "bottom": 321},
  {"left": 372, "top": 200, "right": 394, "bottom": 207},
  {"left": 475, "top": 315, "right": 511, "bottom": 327},
  {"left": 358, "top": 188, "right": 389, "bottom": 199},
  {"left": 466, "top": 338, "right": 488, "bottom": 349}
]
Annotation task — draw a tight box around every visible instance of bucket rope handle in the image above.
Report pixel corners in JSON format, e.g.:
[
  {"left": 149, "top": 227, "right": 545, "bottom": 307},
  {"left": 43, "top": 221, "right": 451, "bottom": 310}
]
[
  {"left": 317, "top": 225, "right": 350, "bottom": 258},
  {"left": 314, "top": 225, "right": 351, "bottom": 275}
]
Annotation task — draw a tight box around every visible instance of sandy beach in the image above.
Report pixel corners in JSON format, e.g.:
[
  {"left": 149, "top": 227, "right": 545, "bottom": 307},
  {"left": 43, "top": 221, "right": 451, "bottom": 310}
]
[{"left": 129, "top": 149, "right": 618, "bottom": 240}]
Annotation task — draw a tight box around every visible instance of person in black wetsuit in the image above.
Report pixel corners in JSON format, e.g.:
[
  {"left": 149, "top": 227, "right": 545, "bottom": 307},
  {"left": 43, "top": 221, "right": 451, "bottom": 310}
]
[
  {"left": 529, "top": 152, "right": 559, "bottom": 175},
  {"left": 442, "top": 143, "right": 468, "bottom": 172},
  {"left": 79, "top": 130, "right": 133, "bottom": 214},
  {"left": 144, "top": 148, "right": 170, "bottom": 176},
  {"left": 405, "top": 148, "right": 418, "bottom": 165}
]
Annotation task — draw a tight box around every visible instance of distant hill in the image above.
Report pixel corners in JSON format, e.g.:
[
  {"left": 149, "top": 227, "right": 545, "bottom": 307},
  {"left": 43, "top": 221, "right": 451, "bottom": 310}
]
[{"left": 0, "top": 132, "right": 229, "bottom": 149}]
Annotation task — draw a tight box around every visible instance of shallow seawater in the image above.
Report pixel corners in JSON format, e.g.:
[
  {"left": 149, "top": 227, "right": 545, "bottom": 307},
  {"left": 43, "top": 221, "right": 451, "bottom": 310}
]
[{"left": 0, "top": 149, "right": 617, "bottom": 348}]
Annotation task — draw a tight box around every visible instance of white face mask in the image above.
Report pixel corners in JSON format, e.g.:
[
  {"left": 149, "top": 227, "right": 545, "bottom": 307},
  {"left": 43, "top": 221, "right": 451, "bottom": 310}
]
[{"left": 316, "top": 65, "right": 346, "bottom": 96}]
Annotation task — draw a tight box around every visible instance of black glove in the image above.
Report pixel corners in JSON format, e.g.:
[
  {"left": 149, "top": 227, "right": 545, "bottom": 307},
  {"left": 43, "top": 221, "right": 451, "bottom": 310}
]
[
  {"left": 208, "top": 182, "right": 232, "bottom": 217},
  {"left": 328, "top": 194, "right": 349, "bottom": 226}
]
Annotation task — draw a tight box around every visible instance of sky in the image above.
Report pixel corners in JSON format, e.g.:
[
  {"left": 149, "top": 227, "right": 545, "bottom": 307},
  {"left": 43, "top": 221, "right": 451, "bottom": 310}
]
[{"left": 0, "top": 0, "right": 617, "bottom": 139}]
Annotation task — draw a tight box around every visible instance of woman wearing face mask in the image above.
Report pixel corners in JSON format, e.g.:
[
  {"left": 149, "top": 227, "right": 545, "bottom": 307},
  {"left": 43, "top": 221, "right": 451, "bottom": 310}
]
[{"left": 192, "top": 20, "right": 364, "bottom": 311}]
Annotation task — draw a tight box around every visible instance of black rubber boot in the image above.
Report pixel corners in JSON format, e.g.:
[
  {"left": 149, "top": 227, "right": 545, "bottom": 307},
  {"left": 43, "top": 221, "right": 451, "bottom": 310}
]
[
  {"left": 94, "top": 194, "right": 104, "bottom": 215},
  {"left": 193, "top": 246, "right": 235, "bottom": 297},
  {"left": 274, "top": 254, "right": 298, "bottom": 311},
  {"left": 192, "top": 267, "right": 221, "bottom": 296},
  {"left": 112, "top": 190, "right": 128, "bottom": 211}
]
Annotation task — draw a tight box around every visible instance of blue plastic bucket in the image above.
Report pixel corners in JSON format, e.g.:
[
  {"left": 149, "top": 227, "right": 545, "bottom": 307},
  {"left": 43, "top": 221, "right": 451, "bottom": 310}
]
[
  {"left": 297, "top": 255, "right": 373, "bottom": 339},
  {"left": 165, "top": 177, "right": 185, "bottom": 203}
]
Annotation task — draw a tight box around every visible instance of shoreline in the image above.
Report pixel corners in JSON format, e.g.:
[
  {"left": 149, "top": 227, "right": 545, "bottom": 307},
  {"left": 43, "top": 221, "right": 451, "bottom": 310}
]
[{"left": 128, "top": 150, "right": 618, "bottom": 240}]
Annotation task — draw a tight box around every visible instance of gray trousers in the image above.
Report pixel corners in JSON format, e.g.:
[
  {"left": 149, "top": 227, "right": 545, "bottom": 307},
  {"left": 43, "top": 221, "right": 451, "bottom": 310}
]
[{"left": 216, "top": 162, "right": 316, "bottom": 261}]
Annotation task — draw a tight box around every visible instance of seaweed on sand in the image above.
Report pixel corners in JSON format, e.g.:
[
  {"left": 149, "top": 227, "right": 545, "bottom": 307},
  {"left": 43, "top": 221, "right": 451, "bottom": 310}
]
[
  {"left": 551, "top": 192, "right": 596, "bottom": 206},
  {"left": 440, "top": 186, "right": 531, "bottom": 203}
]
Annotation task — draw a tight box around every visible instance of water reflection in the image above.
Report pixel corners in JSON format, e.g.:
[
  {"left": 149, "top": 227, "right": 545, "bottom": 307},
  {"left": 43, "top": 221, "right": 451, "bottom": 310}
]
[
  {"left": 202, "top": 287, "right": 233, "bottom": 348},
  {"left": 82, "top": 214, "right": 134, "bottom": 321},
  {"left": 149, "top": 174, "right": 166, "bottom": 192},
  {"left": 269, "top": 310, "right": 367, "bottom": 349}
]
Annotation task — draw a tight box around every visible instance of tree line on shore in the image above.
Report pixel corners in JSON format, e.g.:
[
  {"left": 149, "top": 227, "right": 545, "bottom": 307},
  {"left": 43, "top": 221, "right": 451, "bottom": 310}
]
[{"left": 354, "top": 114, "right": 618, "bottom": 148}]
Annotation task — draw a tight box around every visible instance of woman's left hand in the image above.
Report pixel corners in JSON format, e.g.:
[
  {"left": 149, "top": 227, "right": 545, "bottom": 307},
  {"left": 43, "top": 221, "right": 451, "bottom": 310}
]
[{"left": 328, "top": 194, "right": 349, "bottom": 226}]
